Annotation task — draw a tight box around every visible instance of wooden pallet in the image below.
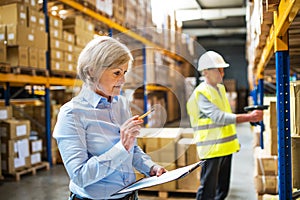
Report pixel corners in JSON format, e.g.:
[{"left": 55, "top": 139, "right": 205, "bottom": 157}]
[
  {"left": 11, "top": 66, "right": 49, "bottom": 77},
  {"left": 51, "top": 70, "right": 77, "bottom": 78},
  {"left": 0, "top": 62, "right": 11, "bottom": 73},
  {"left": 139, "top": 188, "right": 196, "bottom": 198},
  {"left": 6, "top": 162, "right": 50, "bottom": 181}
]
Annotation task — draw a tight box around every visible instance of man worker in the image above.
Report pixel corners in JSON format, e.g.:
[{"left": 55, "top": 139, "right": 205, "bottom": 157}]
[{"left": 186, "top": 51, "right": 263, "bottom": 200}]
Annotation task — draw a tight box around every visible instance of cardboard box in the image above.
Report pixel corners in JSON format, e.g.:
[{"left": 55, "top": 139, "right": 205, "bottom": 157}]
[
  {"left": 49, "top": 15, "right": 63, "bottom": 29},
  {"left": 35, "top": 28, "right": 48, "bottom": 50},
  {"left": 50, "top": 38, "right": 63, "bottom": 50},
  {"left": 51, "top": 49, "right": 63, "bottom": 61},
  {"left": 0, "top": 106, "right": 12, "bottom": 120},
  {"left": 6, "top": 25, "right": 38, "bottom": 47},
  {"left": 292, "top": 135, "right": 300, "bottom": 188},
  {"left": 37, "top": 11, "right": 45, "bottom": 31},
  {"left": 140, "top": 128, "right": 181, "bottom": 163},
  {"left": 263, "top": 101, "right": 277, "bottom": 128},
  {"left": 181, "top": 128, "right": 194, "bottom": 138},
  {"left": 290, "top": 81, "right": 300, "bottom": 136},
  {"left": 29, "top": 47, "right": 38, "bottom": 68},
  {"left": 254, "top": 155, "right": 278, "bottom": 176},
  {"left": 177, "top": 138, "right": 199, "bottom": 167},
  {"left": 177, "top": 167, "right": 200, "bottom": 191},
  {"left": 12, "top": 104, "right": 34, "bottom": 120},
  {"left": 7, "top": 46, "right": 29, "bottom": 67},
  {"left": 1, "top": 3, "right": 27, "bottom": 26},
  {"left": 38, "top": 49, "right": 46, "bottom": 69},
  {"left": 65, "top": 62, "right": 76, "bottom": 72},
  {"left": 0, "top": 24, "right": 6, "bottom": 42},
  {"left": 63, "top": 31, "right": 75, "bottom": 44},
  {"left": 51, "top": 60, "right": 64, "bottom": 71},
  {"left": 30, "top": 152, "right": 41, "bottom": 165},
  {"left": 254, "top": 175, "right": 278, "bottom": 195},
  {"left": 50, "top": 27, "right": 63, "bottom": 40},
  {"left": 0, "top": 41, "right": 6, "bottom": 62},
  {"left": 28, "top": 8, "right": 38, "bottom": 28},
  {"left": 30, "top": 139, "right": 43, "bottom": 153},
  {"left": 1, "top": 138, "right": 30, "bottom": 158},
  {"left": 66, "top": 43, "right": 74, "bottom": 53},
  {"left": 64, "top": 52, "right": 74, "bottom": 63},
  {"left": 263, "top": 127, "right": 278, "bottom": 156},
  {"left": 1, "top": 156, "right": 31, "bottom": 174},
  {"left": 0, "top": 119, "right": 30, "bottom": 140}
]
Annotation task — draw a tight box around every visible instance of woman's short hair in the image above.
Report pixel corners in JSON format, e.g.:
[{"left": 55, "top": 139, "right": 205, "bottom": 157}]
[{"left": 77, "top": 36, "right": 133, "bottom": 87}]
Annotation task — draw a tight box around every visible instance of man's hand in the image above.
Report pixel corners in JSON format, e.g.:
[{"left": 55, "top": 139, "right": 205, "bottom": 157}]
[{"left": 249, "top": 110, "right": 263, "bottom": 122}]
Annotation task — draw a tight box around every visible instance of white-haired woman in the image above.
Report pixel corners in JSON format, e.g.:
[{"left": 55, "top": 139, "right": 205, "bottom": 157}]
[{"left": 53, "top": 36, "right": 166, "bottom": 200}]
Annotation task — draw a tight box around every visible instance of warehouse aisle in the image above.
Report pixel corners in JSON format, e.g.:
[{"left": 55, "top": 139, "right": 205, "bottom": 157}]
[{"left": 0, "top": 123, "right": 257, "bottom": 200}]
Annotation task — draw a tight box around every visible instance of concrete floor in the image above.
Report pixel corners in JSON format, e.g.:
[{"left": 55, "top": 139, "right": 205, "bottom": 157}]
[{"left": 0, "top": 123, "right": 257, "bottom": 200}]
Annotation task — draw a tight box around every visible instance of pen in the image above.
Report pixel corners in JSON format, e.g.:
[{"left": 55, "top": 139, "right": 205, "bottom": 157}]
[{"left": 138, "top": 108, "right": 155, "bottom": 120}]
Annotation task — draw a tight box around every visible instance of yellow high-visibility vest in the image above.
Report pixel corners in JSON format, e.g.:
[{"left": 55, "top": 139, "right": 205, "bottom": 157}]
[{"left": 186, "top": 82, "right": 240, "bottom": 159}]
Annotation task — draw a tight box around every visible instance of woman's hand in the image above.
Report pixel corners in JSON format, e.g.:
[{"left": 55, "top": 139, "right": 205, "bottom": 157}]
[
  {"left": 120, "top": 115, "right": 144, "bottom": 151},
  {"left": 149, "top": 165, "right": 167, "bottom": 177}
]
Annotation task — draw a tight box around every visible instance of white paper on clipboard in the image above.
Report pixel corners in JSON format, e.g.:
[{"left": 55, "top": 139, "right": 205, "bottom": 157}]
[{"left": 112, "top": 161, "right": 205, "bottom": 196}]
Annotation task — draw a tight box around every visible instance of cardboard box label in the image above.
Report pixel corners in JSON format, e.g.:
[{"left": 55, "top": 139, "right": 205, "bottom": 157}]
[
  {"left": 17, "top": 139, "right": 29, "bottom": 158},
  {"left": 31, "top": 153, "right": 41, "bottom": 165},
  {"left": 20, "top": 12, "right": 26, "bottom": 20},
  {"left": 28, "top": 34, "right": 34, "bottom": 42},
  {"left": 30, "top": 15, "right": 37, "bottom": 23},
  {"left": 0, "top": 110, "right": 8, "bottom": 119},
  {"left": 8, "top": 33, "right": 15, "bottom": 40},
  {"left": 0, "top": 34, "right": 4, "bottom": 41},
  {"left": 14, "top": 157, "right": 26, "bottom": 168},
  {"left": 16, "top": 124, "right": 27, "bottom": 137},
  {"left": 31, "top": 140, "right": 42, "bottom": 152}
]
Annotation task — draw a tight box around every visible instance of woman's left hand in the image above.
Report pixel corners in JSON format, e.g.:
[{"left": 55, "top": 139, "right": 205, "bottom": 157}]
[{"left": 149, "top": 165, "right": 167, "bottom": 177}]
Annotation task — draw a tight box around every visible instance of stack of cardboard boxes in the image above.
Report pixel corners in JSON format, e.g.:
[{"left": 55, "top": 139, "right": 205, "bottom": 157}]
[
  {"left": 136, "top": 128, "right": 200, "bottom": 192},
  {"left": 12, "top": 103, "right": 62, "bottom": 164},
  {"left": 0, "top": 0, "right": 47, "bottom": 69},
  {"left": 0, "top": 105, "right": 44, "bottom": 175},
  {"left": 254, "top": 91, "right": 300, "bottom": 199},
  {"left": 253, "top": 97, "right": 279, "bottom": 199},
  {"left": 290, "top": 81, "right": 300, "bottom": 190}
]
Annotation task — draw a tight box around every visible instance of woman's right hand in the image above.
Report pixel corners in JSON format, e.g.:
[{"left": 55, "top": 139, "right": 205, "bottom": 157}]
[{"left": 120, "top": 116, "right": 144, "bottom": 151}]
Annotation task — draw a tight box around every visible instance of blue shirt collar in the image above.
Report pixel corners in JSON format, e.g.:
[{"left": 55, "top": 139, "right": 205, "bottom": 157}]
[{"left": 80, "top": 84, "right": 119, "bottom": 108}]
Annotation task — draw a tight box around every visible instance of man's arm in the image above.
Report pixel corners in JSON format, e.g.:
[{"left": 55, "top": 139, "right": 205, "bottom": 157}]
[{"left": 198, "top": 94, "right": 263, "bottom": 124}]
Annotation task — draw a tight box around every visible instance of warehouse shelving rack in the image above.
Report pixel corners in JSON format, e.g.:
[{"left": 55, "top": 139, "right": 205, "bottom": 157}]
[
  {"left": 1, "top": 0, "right": 190, "bottom": 166},
  {"left": 0, "top": 0, "right": 83, "bottom": 166},
  {"left": 55, "top": 0, "right": 191, "bottom": 125},
  {"left": 251, "top": 0, "right": 300, "bottom": 199}
]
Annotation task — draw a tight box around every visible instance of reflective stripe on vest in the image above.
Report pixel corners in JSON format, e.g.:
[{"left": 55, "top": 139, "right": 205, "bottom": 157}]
[
  {"left": 196, "top": 134, "right": 237, "bottom": 146},
  {"left": 192, "top": 123, "right": 231, "bottom": 131}
]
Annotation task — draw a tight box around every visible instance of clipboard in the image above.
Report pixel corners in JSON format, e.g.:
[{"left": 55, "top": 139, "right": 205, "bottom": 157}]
[{"left": 112, "top": 160, "right": 205, "bottom": 196}]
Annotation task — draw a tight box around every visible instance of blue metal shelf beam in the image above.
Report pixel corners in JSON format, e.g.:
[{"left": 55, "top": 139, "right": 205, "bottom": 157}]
[
  {"left": 258, "top": 79, "right": 265, "bottom": 149},
  {"left": 43, "top": 0, "right": 52, "bottom": 166},
  {"left": 275, "top": 30, "right": 292, "bottom": 199}
]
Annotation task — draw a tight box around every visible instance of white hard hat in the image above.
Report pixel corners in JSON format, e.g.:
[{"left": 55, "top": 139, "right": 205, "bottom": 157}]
[{"left": 198, "top": 51, "right": 229, "bottom": 71}]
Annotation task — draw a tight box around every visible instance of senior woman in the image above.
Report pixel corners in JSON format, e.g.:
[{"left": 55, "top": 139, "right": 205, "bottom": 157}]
[{"left": 53, "top": 36, "right": 166, "bottom": 200}]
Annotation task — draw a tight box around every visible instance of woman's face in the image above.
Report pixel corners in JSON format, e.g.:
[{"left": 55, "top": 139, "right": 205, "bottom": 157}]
[{"left": 95, "top": 62, "right": 129, "bottom": 99}]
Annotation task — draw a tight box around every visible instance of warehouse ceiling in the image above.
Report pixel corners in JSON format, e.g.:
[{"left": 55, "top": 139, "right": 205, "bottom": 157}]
[{"left": 174, "top": 0, "right": 246, "bottom": 45}]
